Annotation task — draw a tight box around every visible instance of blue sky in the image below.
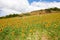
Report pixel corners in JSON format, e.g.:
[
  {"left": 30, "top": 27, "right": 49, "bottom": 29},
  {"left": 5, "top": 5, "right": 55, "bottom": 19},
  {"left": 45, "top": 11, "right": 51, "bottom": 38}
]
[
  {"left": 28, "top": 0, "right": 60, "bottom": 4},
  {"left": 0, "top": 0, "right": 60, "bottom": 17},
  {"left": 28, "top": 0, "right": 40, "bottom": 3}
]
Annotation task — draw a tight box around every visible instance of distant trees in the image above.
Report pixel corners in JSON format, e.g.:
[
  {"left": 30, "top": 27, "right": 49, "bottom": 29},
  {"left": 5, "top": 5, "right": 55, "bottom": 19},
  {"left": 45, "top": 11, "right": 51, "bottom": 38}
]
[
  {"left": 45, "top": 9, "right": 51, "bottom": 13},
  {"left": 0, "top": 14, "right": 20, "bottom": 19},
  {"left": 49, "top": 7, "right": 60, "bottom": 11},
  {"left": 5, "top": 14, "right": 19, "bottom": 18},
  {"left": 45, "top": 7, "right": 60, "bottom": 13},
  {"left": 0, "top": 13, "right": 31, "bottom": 19}
]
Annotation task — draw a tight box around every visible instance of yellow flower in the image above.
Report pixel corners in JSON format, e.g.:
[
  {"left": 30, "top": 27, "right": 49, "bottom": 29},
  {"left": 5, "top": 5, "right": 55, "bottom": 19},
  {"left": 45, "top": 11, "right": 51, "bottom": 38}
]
[
  {"left": 45, "top": 22, "right": 51, "bottom": 27},
  {"left": 11, "top": 32, "right": 14, "bottom": 36},
  {"left": 54, "top": 24, "right": 58, "bottom": 28},
  {"left": 0, "top": 28, "right": 2, "bottom": 32},
  {"left": 30, "top": 29, "right": 33, "bottom": 33},
  {"left": 22, "top": 33, "right": 25, "bottom": 37}
]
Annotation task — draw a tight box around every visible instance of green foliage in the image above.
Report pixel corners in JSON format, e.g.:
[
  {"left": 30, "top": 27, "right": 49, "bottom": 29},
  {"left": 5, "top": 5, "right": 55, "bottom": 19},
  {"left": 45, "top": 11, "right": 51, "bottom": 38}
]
[{"left": 0, "top": 27, "right": 13, "bottom": 40}]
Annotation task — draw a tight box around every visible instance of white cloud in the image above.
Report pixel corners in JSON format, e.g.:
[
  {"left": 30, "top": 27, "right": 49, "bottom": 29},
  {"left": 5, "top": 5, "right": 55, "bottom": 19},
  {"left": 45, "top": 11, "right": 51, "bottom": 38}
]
[
  {"left": 0, "top": 0, "right": 29, "bottom": 11},
  {"left": 0, "top": 0, "right": 30, "bottom": 17},
  {"left": 31, "top": 1, "right": 60, "bottom": 9},
  {"left": 0, "top": 0, "right": 60, "bottom": 17}
]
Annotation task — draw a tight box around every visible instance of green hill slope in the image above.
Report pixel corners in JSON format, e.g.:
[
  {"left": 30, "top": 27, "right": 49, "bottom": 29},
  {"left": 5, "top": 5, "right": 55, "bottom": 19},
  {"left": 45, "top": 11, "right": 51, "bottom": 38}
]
[{"left": 0, "top": 13, "right": 60, "bottom": 40}]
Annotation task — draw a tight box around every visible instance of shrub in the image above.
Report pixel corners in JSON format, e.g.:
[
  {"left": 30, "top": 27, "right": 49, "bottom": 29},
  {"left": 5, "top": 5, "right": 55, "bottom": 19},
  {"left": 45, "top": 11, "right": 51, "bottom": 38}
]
[{"left": 45, "top": 9, "right": 51, "bottom": 13}]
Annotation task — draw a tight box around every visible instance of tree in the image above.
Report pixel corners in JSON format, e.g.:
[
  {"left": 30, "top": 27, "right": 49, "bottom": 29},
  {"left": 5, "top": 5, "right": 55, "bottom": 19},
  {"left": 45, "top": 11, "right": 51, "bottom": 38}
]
[{"left": 45, "top": 9, "right": 51, "bottom": 13}]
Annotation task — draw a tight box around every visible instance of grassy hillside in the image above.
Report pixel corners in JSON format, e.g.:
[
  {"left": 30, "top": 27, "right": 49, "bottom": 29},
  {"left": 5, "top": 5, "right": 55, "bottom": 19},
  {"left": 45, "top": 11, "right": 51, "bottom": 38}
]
[{"left": 0, "top": 13, "right": 60, "bottom": 40}]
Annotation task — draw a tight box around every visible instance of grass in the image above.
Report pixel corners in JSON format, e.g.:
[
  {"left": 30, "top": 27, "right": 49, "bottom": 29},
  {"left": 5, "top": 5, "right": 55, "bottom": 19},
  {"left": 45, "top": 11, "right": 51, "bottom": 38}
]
[{"left": 0, "top": 13, "right": 60, "bottom": 40}]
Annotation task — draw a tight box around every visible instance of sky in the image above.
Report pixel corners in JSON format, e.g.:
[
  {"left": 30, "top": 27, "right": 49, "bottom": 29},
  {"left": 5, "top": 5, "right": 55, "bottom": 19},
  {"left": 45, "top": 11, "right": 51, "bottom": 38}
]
[
  {"left": 28, "top": 0, "right": 60, "bottom": 3},
  {"left": 0, "top": 0, "right": 60, "bottom": 17}
]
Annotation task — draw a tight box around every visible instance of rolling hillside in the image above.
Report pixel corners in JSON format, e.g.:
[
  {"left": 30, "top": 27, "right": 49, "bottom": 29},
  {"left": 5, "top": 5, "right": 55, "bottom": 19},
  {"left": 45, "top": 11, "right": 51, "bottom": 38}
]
[{"left": 0, "top": 12, "right": 60, "bottom": 40}]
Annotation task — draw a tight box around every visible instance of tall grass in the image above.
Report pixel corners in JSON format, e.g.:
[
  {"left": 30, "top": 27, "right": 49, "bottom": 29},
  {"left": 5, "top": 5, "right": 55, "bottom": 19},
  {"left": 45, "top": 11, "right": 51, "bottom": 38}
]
[{"left": 0, "top": 13, "right": 60, "bottom": 40}]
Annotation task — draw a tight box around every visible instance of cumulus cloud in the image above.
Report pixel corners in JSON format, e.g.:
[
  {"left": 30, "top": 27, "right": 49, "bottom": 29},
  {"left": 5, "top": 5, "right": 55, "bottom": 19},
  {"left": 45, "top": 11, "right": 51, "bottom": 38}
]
[
  {"left": 0, "top": 0, "right": 60, "bottom": 17},
  {"left": 0, "top": 0, "right": 30, "bottom": 17},
  {"left": 31, "top": 1, "right": 60, "bottom": 9}
]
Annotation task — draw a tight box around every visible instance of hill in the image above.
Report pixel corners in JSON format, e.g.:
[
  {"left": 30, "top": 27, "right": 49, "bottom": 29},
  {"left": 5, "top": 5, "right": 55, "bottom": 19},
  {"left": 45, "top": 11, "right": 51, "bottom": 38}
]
[{"left": 0, "top": 12, "right": 60, "bottom": 40}]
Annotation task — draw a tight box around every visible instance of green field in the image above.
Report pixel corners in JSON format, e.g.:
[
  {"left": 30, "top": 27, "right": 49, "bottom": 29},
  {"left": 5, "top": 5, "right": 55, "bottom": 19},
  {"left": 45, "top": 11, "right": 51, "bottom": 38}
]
[{"left": 0, "top": 13, "right": 60, "bottom": 40}]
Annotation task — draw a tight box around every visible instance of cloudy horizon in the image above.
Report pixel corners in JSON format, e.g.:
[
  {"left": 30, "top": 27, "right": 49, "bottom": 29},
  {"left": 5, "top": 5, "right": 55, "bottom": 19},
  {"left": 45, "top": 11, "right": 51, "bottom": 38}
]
[{"left": 0, "top": 0, "right": 60, "bottom": 17}]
